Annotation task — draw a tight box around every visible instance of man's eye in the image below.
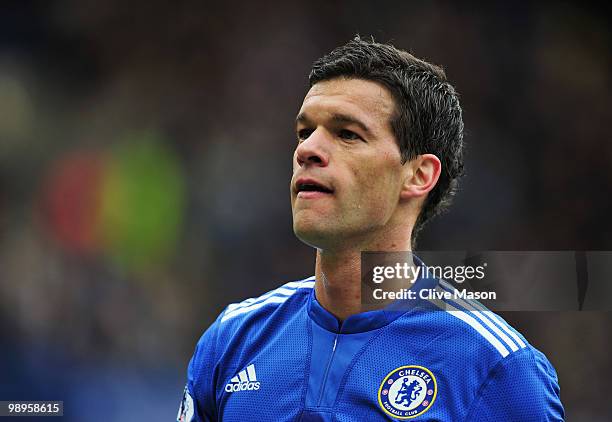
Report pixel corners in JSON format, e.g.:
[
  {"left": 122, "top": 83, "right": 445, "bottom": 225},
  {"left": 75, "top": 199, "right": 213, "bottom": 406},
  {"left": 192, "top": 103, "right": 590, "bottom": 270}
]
[
  {"left": 297, "top": 129, "right": 313, "bottom": 141},
  {"left": 338, "top": 129, "right": 361, "bottom": 141}
]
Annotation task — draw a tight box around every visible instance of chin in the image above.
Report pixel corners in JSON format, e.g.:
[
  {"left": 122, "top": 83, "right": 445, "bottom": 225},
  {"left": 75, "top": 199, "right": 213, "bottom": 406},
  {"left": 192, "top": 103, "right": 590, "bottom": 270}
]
[{"left": 293, "top": 220, "right": 331, "bottom": 249}]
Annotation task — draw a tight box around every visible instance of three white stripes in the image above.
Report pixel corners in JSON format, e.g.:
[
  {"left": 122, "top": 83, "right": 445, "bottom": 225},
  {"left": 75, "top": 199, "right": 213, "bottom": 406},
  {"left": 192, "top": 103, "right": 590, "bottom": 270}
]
[
  {"left": 221, "top": 277, "right": 315, "bottom": 322},
  {"left": 434, "top": 280, "right": 526, "bottom": 357}
]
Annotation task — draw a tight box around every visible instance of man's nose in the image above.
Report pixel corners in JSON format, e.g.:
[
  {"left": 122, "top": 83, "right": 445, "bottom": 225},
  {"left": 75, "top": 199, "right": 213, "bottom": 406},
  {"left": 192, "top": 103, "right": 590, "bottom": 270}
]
[{"left": 295, "top": 129, "right": 329, "bottom": 167}]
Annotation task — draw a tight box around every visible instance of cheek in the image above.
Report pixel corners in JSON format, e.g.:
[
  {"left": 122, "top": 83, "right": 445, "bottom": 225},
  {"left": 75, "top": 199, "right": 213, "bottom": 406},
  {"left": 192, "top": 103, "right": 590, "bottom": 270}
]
[{"left": 350, "top": 158, "right": 402, "bottom": 215}]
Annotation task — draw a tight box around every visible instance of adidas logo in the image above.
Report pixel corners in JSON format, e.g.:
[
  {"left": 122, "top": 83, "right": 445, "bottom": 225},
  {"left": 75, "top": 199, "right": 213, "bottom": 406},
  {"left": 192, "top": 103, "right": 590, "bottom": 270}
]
[{"left": 225, "top": 364, "right": 261, "bottom": 393}]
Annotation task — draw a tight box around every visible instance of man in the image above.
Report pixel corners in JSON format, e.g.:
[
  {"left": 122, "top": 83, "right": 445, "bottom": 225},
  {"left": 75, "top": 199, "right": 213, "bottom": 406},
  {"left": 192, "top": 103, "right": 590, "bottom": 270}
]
[{"left": 178, "top": 36, "right": 564, "bottom": 421}]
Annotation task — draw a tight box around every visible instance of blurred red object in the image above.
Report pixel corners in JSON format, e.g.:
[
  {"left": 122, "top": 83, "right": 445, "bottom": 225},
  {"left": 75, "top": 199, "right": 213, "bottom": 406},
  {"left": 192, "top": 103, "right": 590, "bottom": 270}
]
[{"left": 40, "top": 150, "right": 107, "bottom": 254}]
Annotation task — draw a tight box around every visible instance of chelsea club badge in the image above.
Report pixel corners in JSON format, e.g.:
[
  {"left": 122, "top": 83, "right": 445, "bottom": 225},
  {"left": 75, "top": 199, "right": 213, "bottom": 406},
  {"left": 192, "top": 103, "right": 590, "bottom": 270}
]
[{"left": 377, "top": 365, "right": 437, "bottom": 419}]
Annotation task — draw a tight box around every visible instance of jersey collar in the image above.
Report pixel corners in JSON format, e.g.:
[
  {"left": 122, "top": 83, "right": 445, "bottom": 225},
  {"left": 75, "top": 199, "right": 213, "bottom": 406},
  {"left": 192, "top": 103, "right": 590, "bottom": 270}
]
[{"left": 307, "top": 254, "right": 439, "bottom": 334}]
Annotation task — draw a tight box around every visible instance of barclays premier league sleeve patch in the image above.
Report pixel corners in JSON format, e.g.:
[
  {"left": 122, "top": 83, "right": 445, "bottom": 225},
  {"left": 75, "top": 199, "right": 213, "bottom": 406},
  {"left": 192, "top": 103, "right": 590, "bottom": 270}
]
[
  {"left": 377, "top": 365, "right": 437, "bottom": 419},
  {"left": 177, "top": 385, "right": 195, "bottom": 422}
]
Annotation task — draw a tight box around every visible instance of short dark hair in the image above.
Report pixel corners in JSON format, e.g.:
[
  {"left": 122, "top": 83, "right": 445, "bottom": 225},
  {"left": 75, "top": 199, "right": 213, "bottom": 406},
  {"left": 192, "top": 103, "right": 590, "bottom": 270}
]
[{"left": 309, "top": 36, "right": 465, "bottom": 245}]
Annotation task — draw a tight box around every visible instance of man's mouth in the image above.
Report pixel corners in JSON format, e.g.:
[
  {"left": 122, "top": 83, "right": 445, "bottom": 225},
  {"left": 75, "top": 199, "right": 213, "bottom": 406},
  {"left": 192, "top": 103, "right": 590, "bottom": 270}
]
[{"left": 295, "top": 178, "right": 334, "bottom": 198}]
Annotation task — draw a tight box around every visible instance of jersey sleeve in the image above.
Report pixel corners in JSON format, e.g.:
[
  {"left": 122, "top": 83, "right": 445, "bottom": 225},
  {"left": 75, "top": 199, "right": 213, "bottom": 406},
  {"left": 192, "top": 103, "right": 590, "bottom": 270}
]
[
  {"left": 465, "top": 347, "right": 564, "bottom": 421},
  {"left": 177, "top": 317, "right": 221, "bottom": 422}
]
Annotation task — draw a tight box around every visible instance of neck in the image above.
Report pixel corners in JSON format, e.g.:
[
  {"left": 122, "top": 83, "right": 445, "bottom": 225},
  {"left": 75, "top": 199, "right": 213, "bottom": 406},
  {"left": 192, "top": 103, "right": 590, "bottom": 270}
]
[{"left": 314, "top": 234, "right": 412, "bottom": 322}]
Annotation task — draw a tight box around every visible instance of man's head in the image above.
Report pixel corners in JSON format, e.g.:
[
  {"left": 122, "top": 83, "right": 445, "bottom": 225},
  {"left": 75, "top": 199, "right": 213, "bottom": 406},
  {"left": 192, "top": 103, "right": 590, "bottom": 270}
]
[{"left": 290, "top": 36, "right": 464, "bottom": 251}]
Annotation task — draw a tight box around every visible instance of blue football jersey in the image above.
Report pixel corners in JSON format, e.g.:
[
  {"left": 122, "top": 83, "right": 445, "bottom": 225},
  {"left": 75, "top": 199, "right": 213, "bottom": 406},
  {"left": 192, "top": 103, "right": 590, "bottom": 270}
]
[{"left": 178, "top": 266, "right": 564, "bottom": 421}]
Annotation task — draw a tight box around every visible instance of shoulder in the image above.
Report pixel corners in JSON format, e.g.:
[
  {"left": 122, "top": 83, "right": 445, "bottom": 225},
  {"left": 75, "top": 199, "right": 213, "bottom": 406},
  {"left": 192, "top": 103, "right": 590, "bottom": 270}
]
[
  {"left": 418, "top": 280, "right": 563, "bottom": 420},
  {"left": 189, "top": 275, "right": 315, "bottom": 375},
  {"left": 220, "top": 275, "right": 315, "bottom": 323},
  {"left": 421, "top": 280, "right": 530, "bottom": 363},
  {"left": 205, "top": 275, "right": 315, "bottom": 342}
]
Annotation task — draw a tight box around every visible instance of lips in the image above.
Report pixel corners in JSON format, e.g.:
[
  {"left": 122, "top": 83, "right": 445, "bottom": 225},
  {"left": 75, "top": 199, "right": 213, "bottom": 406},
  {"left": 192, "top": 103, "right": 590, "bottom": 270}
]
[{"left": 294, "top": 177, "right": 334, "bottom": 196}]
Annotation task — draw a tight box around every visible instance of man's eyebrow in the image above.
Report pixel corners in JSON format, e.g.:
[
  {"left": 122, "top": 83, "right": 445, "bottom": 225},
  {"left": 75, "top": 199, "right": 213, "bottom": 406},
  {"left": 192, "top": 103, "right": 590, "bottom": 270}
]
[{"left": 295, "top": 112, "right": 372, "bottom": 134}]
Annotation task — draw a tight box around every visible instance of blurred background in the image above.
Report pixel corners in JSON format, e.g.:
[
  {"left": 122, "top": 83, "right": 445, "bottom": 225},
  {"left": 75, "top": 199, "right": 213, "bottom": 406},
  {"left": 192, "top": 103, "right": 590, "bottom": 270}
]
[{"left": 0, "top": 1, "right": 611, "bottom": 420}]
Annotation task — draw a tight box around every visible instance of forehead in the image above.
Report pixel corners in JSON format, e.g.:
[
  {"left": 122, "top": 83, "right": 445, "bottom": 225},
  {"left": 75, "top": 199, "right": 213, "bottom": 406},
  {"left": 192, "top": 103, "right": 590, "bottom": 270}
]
[{"left": 299, "top": 78, "right": 396, "bottom": 129}]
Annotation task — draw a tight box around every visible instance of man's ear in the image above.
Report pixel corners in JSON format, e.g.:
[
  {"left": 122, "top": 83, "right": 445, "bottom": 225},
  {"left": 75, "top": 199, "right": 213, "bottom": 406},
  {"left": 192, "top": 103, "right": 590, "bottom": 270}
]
[{"left": 400, "top": 154, "right": 442, "bottom": 200}]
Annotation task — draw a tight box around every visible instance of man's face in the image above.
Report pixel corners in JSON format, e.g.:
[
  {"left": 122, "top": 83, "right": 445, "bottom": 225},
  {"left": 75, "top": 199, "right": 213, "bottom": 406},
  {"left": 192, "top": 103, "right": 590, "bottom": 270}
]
[{"left": 291, "top": 77, "right": 407, "bottom": 250}]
